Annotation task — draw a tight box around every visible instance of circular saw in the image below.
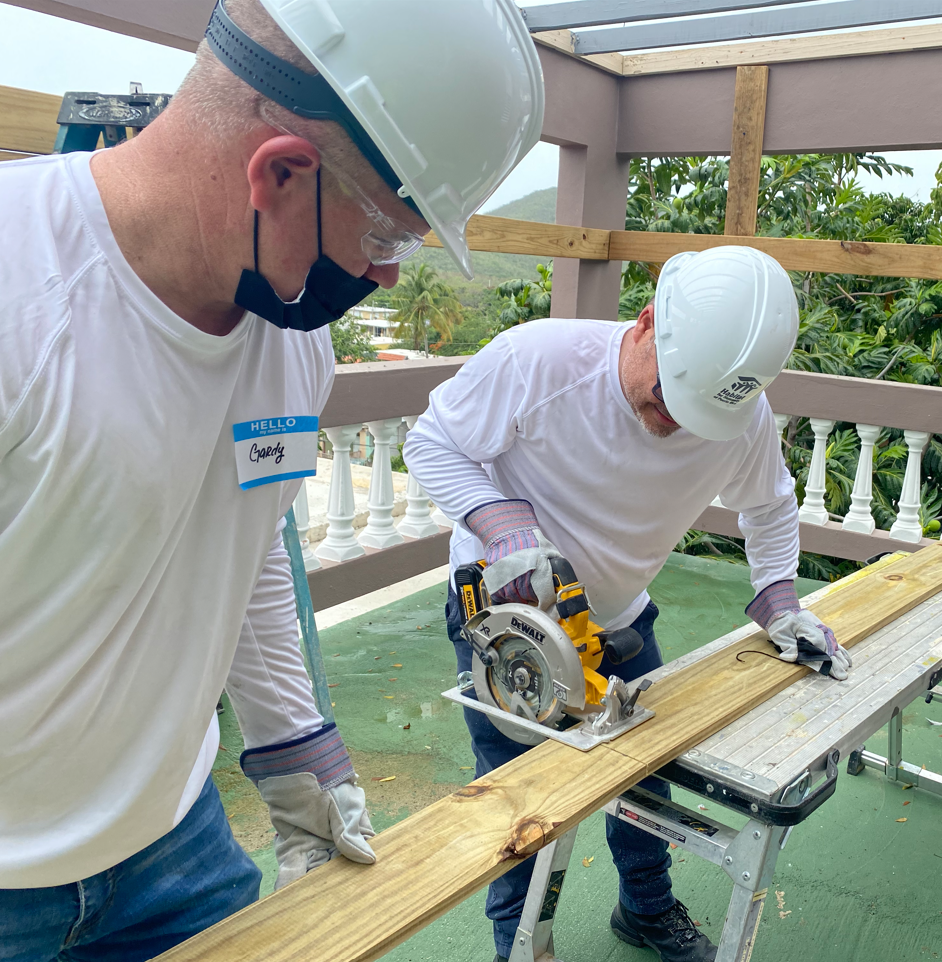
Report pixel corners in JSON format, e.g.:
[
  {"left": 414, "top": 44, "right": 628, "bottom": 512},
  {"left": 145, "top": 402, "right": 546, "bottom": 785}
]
[{"left": 449, "top": 557, "right": 655, "bottom": 749}]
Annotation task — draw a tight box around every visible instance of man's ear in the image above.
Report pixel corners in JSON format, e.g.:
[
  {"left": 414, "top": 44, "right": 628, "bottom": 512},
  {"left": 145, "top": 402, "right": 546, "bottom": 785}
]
[
  {"left": 246, "top": 135, "right": 321, "bottom": 213},
  {"left": 632, "top": 301, "right": 656, "bottom": 344}
]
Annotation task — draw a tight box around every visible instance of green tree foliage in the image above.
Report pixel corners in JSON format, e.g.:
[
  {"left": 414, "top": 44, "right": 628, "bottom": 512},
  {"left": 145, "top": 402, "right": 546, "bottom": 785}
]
[
  {"left": 619, "top": 153, "right": 942, "bottom": 576},
  {"left": 390, "top": 263, "right": 465, "bottom": 355},
  {"left": 490, "top": 262, "right": 553, "bottom": 335},
  {"left": 330, "top": 313, "right": 377, "bottom": 364}
]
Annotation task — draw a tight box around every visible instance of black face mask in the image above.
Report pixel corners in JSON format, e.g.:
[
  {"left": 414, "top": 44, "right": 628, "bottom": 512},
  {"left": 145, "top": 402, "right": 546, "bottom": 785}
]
[{"left": 234, "top": 170, "right": 378, "bottom": 332}]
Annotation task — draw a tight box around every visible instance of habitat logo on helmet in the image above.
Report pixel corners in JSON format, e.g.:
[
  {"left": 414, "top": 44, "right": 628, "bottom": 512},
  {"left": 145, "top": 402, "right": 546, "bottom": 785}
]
[{"left": 653, "top": 246, "right": 799, "bottom": 441}]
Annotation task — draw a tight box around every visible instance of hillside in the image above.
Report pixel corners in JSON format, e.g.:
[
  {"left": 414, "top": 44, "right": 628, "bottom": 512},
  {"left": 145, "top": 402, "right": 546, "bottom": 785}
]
[{"left": 404, "top": 186, "right": 557, "bottom": 286}]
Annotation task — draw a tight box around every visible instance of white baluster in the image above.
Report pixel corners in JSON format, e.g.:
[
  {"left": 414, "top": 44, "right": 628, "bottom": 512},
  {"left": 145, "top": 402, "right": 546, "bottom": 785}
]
[
  {"left": 358, "top": 418, "right": 406, "bottom": 549},
  {"left": 797, "top": 418, "right": 835, "bottom": 526},
  {"left": 293, "top": 479, "right": 320, "bottom": 571},
  {"left": 396, "top": 416, "right": 441, "bottom": 539},
  {"left": 841, "top": 424, "right": 880, "bottom": 535},
  {"left": 889, "top": 430, "right": 930, "bottom": 543},
  {"left": 773, "top": 413, "right": 789, "bottom": 442},
  {"left": 315, "top": 424, "right": 366, "bottom": 563}
]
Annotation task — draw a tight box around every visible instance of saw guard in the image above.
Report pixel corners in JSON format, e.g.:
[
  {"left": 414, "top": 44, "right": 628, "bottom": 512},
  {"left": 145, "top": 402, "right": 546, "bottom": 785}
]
[{"left": 466, "top": 604, "right": 587, "bottom": 745}]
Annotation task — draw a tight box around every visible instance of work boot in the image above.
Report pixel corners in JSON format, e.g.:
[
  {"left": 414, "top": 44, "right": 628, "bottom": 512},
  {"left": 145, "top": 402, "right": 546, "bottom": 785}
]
[
  {"left": 611, "top": 899, "right": 717, "bottom": 961},
  {"left": 494, "top": 955, "right": 508, "bottom": 962}
]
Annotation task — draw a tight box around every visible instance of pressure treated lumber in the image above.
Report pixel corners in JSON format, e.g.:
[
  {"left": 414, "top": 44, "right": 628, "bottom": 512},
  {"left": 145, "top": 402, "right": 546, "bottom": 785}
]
[
  {"left": 424, "top": 214, "right": 942, "bottom": 279},
  {"left": 423, "top": 214, "right": 611, "bottom": 261},
  {"left": 0, "top": 85, "right": 60, "bottom": 154},
  {"left": 620, "top": 22, "right": 942, "bottom": 76},
  {"left": 608, "top": 230, "right": 942, "bottom": 279},
  {"left": 157, "top": 545, "right": 942, "bottom": 962},
  {"left": 725, "top": 66, "right": 769, "bottom": 238}
]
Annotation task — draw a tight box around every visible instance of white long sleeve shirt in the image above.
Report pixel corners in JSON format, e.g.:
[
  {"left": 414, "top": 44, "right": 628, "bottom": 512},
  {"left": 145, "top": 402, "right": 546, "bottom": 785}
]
[
  {"left": 404, "top": 318, "right": 799, "bottom": 630},
  {"left": 0, "top": 152, "right": 330, "bottom": 887}
]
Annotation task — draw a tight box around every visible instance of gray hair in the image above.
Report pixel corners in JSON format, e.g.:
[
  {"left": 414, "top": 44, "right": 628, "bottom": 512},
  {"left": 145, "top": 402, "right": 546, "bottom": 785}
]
[{"left": 172, "top": 0, "right": 371, "bottom": 179}]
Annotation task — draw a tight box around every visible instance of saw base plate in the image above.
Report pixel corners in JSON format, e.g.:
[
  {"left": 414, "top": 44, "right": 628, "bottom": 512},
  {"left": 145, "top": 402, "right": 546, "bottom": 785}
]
[{"left": 442, "top": 682, "right": 656, "bottom": 751}]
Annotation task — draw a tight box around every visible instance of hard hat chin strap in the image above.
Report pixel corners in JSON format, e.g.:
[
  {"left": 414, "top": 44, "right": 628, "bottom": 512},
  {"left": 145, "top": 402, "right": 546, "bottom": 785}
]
[{"left": 205, "top": 0, "right": 421, "bottom": 218}]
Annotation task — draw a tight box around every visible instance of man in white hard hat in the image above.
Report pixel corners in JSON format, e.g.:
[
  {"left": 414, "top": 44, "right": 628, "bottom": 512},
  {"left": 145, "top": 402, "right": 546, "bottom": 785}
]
[
  {"left": 0, "top": 0, "right": 543, "bottom": 957},
  {"left": 404, "top": 247, "right": 850, "bottom": 962}
]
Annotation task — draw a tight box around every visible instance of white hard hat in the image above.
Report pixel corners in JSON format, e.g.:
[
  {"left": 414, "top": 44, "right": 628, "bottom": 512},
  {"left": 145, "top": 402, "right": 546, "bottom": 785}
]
[
  {"left": 208, "top": 0, "right": 544, "bottom": 280},
  {"left": 653, "top": 246, "right": 799, "bottom": 441}
]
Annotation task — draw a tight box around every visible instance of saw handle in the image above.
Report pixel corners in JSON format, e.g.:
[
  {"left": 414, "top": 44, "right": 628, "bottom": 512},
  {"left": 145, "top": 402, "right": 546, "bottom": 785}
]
[{"left": 595, "top": 627, "right": 645, "bottom": 665}]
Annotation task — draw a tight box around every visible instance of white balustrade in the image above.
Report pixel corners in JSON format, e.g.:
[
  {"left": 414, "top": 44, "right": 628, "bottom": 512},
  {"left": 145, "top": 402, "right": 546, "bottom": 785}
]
[
  {"left": 797, "top": 418, "right": 835, "bottom": 526},
  {"left": 430, "top": 505, "right": 454, "bottom": 529},
  {"left": 841, "top": 424, "right": 880, "bottom": 535},
  {"left": 773, "top": 413, "right": 789, "bottom": 441},
  {"left": 315, "top": 424, "right": 366, "bottom": 563},
  {"left": 889, "top": 430, "right": 930, "bottom": 543},
  {"left": 358, "top": 418, "right": 406, "bottom": 550},
  {"left": 396, "top": 416, "right": 441, "bottom": 539},
  {"left": 292, "top": 479, "right": 320, "bottom": 571}
]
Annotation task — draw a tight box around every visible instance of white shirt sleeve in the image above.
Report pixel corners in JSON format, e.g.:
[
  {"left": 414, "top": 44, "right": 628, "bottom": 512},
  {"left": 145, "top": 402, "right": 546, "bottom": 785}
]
[
  {"left": 403, "top": 334, "right": 530, "bottom": 527},
  {"left": 224, "top": 521, "right": 324, "bottom": 750},
  {"left": 718, "top": 399, "right": 800, "bottom": 595}
]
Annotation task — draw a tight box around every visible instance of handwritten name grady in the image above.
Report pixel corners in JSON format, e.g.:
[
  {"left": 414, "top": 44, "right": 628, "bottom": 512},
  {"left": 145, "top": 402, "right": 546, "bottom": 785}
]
[{"left": 249, "top": 441, "right": 285, "bottom": 464}]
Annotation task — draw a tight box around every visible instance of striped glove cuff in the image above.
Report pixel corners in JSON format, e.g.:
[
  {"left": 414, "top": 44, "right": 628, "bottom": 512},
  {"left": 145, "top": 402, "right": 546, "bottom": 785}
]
[
  {"left": 745, "top": 580, "right": 802, "bottom": 631},
  {"left": 466, "top": 499, "right": 539, "bottom": 554},
  {"left": 240, "top": 724, "right": 355, "bottom": 790}
]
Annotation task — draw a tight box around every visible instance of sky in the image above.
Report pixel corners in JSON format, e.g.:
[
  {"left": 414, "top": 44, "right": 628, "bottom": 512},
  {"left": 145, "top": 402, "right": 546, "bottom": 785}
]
[{"left": 0, "top": 2, "right": 938, "bottom": 209}]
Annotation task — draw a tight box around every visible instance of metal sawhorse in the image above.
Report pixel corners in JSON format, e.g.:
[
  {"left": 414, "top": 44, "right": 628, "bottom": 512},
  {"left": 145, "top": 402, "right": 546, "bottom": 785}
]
[{"left": 509, "top": 575, "right": 942, "bottom": 962}]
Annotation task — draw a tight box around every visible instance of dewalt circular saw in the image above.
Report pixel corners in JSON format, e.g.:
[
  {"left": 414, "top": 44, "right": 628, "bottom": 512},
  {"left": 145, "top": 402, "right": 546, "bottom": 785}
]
[{"left": 447, "top": 557, "right": 655, "bottom": 749}]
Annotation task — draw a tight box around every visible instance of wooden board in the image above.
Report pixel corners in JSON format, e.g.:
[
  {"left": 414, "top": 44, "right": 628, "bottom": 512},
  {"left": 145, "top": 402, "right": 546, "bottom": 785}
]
[
  {"left": 532, "top": 29, "right": 626, "bottom": 77},
  {"left": 725, "top": 65, "right": 768, "bottom": 238},
  {"left": 0, "top": 85, "right": 60, "bottom": 155},
  {"left": 609, "top": 230, "right": 942, "bottom": 279},
  {"left": 157, "top": 545, "right": 942, "bottom": 962},
  {"left": 620, "top": 22, "right": 942, "bottom": 77},
  {"left": 423, "top": 214, "right": 611, "bottom": 261}
]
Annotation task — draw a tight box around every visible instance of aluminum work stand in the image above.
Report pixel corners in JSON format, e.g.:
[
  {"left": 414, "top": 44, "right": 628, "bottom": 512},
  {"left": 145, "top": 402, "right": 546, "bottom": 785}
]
[{"left": 508, "top": 579, "right": 942, "bottom": 962}]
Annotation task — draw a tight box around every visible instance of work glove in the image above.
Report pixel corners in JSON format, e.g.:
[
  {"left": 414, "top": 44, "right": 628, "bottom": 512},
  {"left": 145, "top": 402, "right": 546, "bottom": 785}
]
[
  {"left": 746, "top": 581, "right": 851, "bottom": 681},
  {"left": 241, "top": 725, "right": 375, "bottom": 890},
  {"left": 465, "top": 499, "right": 561, "bottom": 609}
]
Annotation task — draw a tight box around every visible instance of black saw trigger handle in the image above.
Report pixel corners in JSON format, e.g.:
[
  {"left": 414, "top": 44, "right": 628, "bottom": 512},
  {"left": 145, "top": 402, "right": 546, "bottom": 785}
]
[
  {"left": 596, "top": 626, "right": 645, "bottom": 665},
  {"left": 549, "top": 556, "right": 579, "bottom": 591}
]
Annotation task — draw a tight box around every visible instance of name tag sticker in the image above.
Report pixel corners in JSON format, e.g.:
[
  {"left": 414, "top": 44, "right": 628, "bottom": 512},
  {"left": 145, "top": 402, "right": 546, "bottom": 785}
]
[{"left": 232, "top": 416, "right": 319, "bottom": 490}]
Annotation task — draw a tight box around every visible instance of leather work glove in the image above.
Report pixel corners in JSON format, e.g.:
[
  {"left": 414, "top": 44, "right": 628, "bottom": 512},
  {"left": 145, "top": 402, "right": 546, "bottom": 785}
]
[
  {"left": 241, "top": 725, "right": 375, "bottom": 890},
  {"left": 746, "top": 581, "right": 851, "bottom": 681},
  {"left": 465, "top": 499, "right": 561, "bottom": 609}
]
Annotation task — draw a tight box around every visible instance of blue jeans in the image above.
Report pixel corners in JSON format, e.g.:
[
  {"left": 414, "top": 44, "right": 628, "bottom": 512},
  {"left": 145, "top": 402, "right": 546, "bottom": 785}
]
[
  {"left": 0, "top": 776, "right": 261, "bottom": 962},
  {"left": 447, "top": 590, "right": 674, "bottom": 957}
]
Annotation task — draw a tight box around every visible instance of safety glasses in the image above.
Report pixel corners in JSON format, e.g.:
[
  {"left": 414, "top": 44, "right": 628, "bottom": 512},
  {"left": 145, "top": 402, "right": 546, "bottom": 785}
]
[
  {"left": 259, "top": 103, "right": 427, "bottom": 266},
  {"left": 652, "top": 372, "right": 664, "bottom": 403}
]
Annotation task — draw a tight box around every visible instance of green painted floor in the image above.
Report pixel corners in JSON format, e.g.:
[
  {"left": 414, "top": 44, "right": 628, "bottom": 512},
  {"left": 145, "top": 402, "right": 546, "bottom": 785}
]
[{"left": 213, "top": 552, "right": 942, "bottom": 962}]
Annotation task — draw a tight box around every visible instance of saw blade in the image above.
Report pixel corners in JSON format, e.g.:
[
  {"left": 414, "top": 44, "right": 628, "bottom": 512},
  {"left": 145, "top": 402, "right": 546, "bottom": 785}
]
[
  {"left": 467, "top": 604, "right": 586, "bottom": 745},
  {"left": 485, "top": 633, "right": 561, "bottom": 724}
]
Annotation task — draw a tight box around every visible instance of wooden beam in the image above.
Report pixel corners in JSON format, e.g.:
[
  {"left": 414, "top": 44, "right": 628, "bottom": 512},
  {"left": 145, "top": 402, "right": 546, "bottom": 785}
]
[
  {"left": 423, "top": 214, "right": 942, "bottom": 279},
  {"left": 620, "top": 21, "right": 942, "bottom": 76},
  {"left": 609, "top": 230, "right": 942, "bottom": 279},
  {"left": 532, "top": 29, "right": 626, "bottom": 76},
  {"left": 0, "top": 85, "right": 61, "bottom": 155},
  {"left": 306, "top": 532, "right": 451, "bottom": 612},
  {"left": 157, "top": 546, "right": 942, "bottom": 962},
  {"left": 725, "top": 65, "right": 768, "bottom": 237},
  {"left": 423, "top": 214, "right": 611, "bottom": 261}
]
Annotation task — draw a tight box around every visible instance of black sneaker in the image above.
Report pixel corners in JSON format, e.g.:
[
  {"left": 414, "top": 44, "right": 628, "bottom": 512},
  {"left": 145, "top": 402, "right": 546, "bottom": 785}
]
[
  {"left": 611, "top": 899, "right": 717, "bottom": 962},
  {"left": 494, "top": 955, "right": 508, "bottom": 962}
]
